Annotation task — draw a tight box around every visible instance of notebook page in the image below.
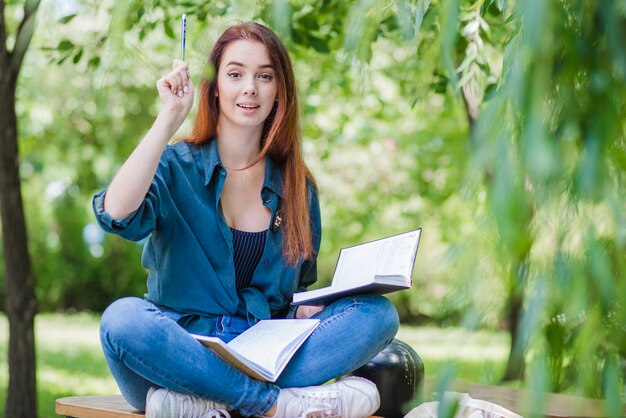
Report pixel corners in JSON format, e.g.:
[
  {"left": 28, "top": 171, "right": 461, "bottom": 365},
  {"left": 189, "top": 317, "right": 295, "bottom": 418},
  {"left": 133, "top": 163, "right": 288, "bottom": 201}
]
[
  {"left": 332, "top": 243, "right": 381, "bottom": 287},
  {"left": 374, "top": 229, "right": 421, "bottom": 278},
  {"left": 227, "top": 319, "right": 319, "bottom": 375}
]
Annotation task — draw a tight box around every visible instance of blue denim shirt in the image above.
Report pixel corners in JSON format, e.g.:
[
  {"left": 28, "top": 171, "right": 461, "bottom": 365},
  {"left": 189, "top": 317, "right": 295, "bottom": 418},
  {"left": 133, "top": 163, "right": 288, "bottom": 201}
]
[{"left": 93, "top": 140, "right": 321, "bottom": 326}]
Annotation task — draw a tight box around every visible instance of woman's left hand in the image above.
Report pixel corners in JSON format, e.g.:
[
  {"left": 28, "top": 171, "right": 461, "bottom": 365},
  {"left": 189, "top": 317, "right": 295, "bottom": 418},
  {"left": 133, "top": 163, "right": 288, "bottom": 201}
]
[{"left": 296, "top": 305, "right": 324, "bottom": 319}]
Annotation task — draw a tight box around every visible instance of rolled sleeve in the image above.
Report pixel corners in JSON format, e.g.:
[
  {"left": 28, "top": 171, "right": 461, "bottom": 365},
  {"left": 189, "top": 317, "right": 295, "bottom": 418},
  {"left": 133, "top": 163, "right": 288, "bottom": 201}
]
[
  {"left": 92, "top": 189, "right": 159, "bottom": 242},
  {"left": 92, "top": 148, "right": 171, "bottom": 242},
  {"left": 93, "top": 190, "right": 140, "bottom": 231}
]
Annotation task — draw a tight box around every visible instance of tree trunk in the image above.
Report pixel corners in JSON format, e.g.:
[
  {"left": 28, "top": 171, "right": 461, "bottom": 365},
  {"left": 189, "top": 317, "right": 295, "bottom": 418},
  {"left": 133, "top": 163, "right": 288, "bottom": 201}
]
[
  {"left": 501, "top": 258, "right": 529, "bottom": 381},
  {"left": 1, "top": 1, "right": 40, "bottom": 416},
  {"left": 502, "top": 289, "right": 525, "bottom": 380},
  {"left": 0, "top": 68, "right": 37, "bottom": 418},
  {"left": 0, "top": 70, "right": 38, "bottom": 418}
]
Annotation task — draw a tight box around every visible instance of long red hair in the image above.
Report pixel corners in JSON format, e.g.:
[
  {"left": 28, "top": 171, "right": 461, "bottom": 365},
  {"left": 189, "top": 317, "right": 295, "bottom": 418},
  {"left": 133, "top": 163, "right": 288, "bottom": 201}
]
[{"left": 184, "top": 22, "right": 316, "bottom": 265}]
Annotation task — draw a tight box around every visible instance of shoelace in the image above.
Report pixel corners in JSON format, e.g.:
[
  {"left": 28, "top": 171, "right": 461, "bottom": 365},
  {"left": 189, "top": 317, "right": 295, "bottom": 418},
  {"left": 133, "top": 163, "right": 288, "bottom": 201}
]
[
  {"left": 179, "top": 394, "right": 231, "bottom": 418},
  {"left": 294, "top": 389, "right": 342, "bottom": 416},
  {"left": 301, "top": 404, "right": 339, "bottom": 418}
]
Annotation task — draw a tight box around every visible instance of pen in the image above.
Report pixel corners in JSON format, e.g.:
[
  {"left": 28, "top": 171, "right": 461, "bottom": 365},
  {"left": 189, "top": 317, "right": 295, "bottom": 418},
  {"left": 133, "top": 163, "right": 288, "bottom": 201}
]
[{"left": 181, "top": 14, "right": 187, "bottom": 61}]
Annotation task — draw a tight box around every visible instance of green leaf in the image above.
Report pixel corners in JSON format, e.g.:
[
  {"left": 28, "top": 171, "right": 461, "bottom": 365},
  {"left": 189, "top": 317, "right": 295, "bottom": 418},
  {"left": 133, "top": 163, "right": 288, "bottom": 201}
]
[
  {"left": 395, "top": 0, "right": 414, "bottom": 40},
  {"left": 272, "top": 0, "right": 292, "bottom": 41},
  {"left": 603, "top": 356, "right": 622, "bottom": 418},
  {"left": 415, "top": 0, "right": 431, "bottom": 35},
  {"left": 344, "top": 0, "right": 374, "bottom": 51},
  {"left": 57, "top": 53, "right": 71, "bottom": 65},
  {"left": 87, "top": 56, "right": 101, "bottom": 69},
  {"left": 58, "top": 14, "right": 77, "bottom": 24},
  {"left": 298, "top": 12, "right": 319, "bottom": 31},
  {"left": 57, "top": 39, "right": 74, "bottom": 51},
  {"left": 504, "top": 11, "right": 518, "bottom": 25},
  {"left": 72, "top": 48, "right": 83, "bottom": 64},
  {"left": 439, "top": 0, "right": 459, "bottom": 87},
  {"left": 163, "top": 19, "right": 175, "bottom": 40},
  {"left": 305, "top": 34, "right": 330, "bottom": 53}
]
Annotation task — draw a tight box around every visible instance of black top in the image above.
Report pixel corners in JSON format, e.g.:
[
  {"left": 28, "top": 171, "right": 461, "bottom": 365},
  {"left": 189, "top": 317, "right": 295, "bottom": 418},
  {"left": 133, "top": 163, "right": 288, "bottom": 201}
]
[{"left": 230, "top": 227, "right": 268, "bottom": 290}]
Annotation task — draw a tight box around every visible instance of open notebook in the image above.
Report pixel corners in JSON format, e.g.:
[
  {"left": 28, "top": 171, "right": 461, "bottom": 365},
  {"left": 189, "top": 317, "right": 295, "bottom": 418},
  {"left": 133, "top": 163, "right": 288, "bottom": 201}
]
[
  {"left": 292, "top": 228, "right": 421, "bottom": 306},
  {"left": 191, "top": 318, "right": 319, "bottom": 382}
]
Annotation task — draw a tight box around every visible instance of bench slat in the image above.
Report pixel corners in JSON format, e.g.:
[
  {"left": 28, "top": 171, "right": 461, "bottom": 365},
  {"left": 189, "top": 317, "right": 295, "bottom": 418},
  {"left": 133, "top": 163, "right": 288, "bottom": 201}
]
[
  {"left": 424, "top": 380, "right": 623, "bottom": 418},
  {"left": 56, "top": 396, "right": 144, "bottom": 418}
]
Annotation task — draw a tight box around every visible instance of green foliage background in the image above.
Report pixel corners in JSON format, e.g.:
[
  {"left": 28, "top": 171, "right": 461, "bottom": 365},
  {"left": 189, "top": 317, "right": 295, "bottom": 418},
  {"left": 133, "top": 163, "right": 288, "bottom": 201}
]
[{"left": 1, "top": 0, "right": 625, "bottom": 406}]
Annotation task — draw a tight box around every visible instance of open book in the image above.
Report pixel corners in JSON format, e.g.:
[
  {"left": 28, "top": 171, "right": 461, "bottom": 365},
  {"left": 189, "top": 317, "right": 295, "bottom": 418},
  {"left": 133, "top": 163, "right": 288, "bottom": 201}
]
[
  {"left": 191, "top": 319, "right": 319, "bottom": 382},
  {"left": 292, "top": 228, "right": 421, "bottom": 306}
]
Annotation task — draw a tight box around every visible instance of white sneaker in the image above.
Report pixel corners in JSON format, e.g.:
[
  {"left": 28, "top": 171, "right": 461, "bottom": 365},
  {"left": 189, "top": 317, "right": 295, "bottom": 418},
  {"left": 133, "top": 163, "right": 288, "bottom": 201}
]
[
  {"left": 274, "top": 376, "right": 380, "bottom": 418},
  {"left": 145, "top": 387, "right": 231, "bottom": 418}
]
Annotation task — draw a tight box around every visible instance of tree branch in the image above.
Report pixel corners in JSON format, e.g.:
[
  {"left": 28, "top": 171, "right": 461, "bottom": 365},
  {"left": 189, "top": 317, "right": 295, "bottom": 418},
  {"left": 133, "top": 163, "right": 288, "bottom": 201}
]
[
  {"left": 461, "top": 83, "right": 479, "bottom": 135},
  {"left": 10, "top": 0, "right": 41, "bottom": 74}
]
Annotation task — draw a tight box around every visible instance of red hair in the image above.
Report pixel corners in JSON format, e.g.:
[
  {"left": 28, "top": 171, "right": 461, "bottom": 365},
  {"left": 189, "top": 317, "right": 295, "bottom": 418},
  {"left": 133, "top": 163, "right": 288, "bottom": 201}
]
[{"left": 184, "top": 22, "right": 315, "bottom": 265}]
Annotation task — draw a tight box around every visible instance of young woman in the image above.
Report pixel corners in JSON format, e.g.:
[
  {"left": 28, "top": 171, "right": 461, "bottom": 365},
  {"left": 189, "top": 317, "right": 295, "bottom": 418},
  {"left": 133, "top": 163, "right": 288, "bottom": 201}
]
[{"left": 94, "top": 22, "right": 399, "bottom": 418}]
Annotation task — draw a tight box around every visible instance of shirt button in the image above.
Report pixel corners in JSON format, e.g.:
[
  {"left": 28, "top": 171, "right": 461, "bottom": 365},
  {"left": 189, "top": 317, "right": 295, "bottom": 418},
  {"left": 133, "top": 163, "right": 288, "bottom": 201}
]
[{"left": 263, "top": 259, "right": 269, "bottom": 265}]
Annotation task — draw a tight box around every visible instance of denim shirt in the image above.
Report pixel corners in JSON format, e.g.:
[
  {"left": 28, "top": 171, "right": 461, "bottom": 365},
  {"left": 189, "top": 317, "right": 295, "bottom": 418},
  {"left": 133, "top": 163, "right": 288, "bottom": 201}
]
[{"left": 93, "top": 139, "right": 321, "bottom": 326}]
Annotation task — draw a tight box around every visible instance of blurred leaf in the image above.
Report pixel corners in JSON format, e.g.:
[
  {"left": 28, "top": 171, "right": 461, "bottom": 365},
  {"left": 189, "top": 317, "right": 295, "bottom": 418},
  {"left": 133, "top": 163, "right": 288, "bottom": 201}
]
[
  {"left": 88, "top": 56, "right": 101, "bottom": 69},
  {"left": 395, "top": 0, "right": 414, "bottom": 40},
  {"left": 72, "top": 48, "right": 83, "bottom": 64},
  {"left": 603, "top": 356, "right": 621, "bottom": 418},
  {"left": 586, "top": 236, "right": 614, "bottom": 304},
  {"left": 163, "top": 19, "right": 175, "bottom": 40},
  {"left": 57, "top": 39, "right": 74, "bottom": 51},
  {"left": 415, "top": 0, "right": 431, "bottom": 35},
  {"left": 440, "top": 0, "right": 459, "bottom": 87},
  {"left": 58, "top": 14, "right": 77, "bottom": 24},
  {"left": 343, "top": 0, "right": 380, "bottom": 62},
  {"left": 271, "top": 0, "right": 292, "bottom": 41}
]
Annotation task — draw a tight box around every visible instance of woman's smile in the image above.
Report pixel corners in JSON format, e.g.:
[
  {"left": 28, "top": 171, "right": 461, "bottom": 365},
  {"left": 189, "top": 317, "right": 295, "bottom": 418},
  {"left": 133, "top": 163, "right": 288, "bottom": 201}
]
[
  {"left": 216, "top": 40, "right": 277, "bottom": 131},
  {"left": 237, "top": 102, "right": 261, "bottom": 114}
]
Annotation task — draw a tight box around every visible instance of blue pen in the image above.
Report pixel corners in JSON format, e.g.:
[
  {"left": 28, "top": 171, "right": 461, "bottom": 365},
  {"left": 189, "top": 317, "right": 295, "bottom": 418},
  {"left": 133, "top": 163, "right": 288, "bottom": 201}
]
[{"left": 181, "top": 14, "right": 187, "bottom": 61}]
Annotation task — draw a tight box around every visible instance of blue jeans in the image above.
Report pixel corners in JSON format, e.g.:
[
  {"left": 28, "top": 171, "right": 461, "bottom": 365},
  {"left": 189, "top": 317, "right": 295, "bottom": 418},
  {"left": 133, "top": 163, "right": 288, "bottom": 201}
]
[{"left": 100, "top": 295, "right": 399, "bottom": 416}]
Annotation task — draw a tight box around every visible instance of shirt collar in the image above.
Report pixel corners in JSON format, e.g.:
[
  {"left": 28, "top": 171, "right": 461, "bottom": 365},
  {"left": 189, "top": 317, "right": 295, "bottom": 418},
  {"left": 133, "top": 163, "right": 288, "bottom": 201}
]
[
  {"left": 201, "top": 139, "right": 223, "bottom": 186},
  {"left": 201, "top": 139, "right": 284, "bottom": 198},
  {"left": 263, "top": 156, "right": 284, "bottom": 198}
]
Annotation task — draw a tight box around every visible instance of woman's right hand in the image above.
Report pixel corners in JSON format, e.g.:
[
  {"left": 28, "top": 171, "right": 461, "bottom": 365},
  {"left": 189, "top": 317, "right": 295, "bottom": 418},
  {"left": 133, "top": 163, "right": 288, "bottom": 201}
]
[{"left": 157, "top": 59, "right": 194, "bottom": 120}]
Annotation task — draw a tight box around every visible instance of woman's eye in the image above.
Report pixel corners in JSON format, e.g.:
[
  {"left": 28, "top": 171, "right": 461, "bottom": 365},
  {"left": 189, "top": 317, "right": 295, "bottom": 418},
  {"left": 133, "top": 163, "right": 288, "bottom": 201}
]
[
  {"left": 228, "top": 72, "right": 241, "bottom": 79},
  {"left": 259, "top": 74, "right": 274, "bottom": 81}
]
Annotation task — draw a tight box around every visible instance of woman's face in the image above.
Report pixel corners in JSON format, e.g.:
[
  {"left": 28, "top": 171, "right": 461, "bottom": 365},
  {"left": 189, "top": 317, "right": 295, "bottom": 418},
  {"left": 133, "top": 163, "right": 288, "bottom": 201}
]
[{"left": 216, "top": 40, "right": 278, "bottom": 134}]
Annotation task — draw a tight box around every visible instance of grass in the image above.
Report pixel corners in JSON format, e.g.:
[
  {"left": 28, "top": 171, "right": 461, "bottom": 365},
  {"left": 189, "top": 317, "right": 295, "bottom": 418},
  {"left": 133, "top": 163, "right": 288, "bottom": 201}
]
[{"left": 0, "top": 313, "right": 510, "bottom": 417}]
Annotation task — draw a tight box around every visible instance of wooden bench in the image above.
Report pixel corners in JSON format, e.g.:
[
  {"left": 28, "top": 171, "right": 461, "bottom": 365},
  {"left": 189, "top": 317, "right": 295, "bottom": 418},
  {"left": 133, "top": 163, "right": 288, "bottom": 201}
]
[
  {"left": 56, "top": 380, "right": 626, "bottom": 418},
  {"left": 423, "top": 380, "right": 625, "bottom": 417},
  {"left": 54, "top": 397, "right": 373, "bottom": 418},
  {"left": 56, "top": 395, "right": 144, "bottom": 418}
]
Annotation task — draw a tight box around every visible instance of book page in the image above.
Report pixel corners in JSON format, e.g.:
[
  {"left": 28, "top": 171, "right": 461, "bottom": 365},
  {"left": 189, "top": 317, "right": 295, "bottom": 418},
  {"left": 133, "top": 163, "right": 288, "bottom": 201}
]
[
  {"left": 227, "top": 319, "right": 319, "bottom": 376},
  {"left": 333, "top": 229, "right": 421, "bottom": 286},
  {"left": 374, "top": 229, "right": 421, "bottom": 278},
  {"left": 193, "top": 336, "right": 271, "bottom": 380},
  {"left": 332, "top": 243, "right": 381, "bottom": 287}
]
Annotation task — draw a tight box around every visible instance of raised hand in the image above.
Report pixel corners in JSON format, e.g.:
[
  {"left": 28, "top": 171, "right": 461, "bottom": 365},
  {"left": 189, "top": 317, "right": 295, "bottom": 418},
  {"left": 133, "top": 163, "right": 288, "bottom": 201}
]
[{"left": 157, "top": 59, "right": 194, "bottom": 118}]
